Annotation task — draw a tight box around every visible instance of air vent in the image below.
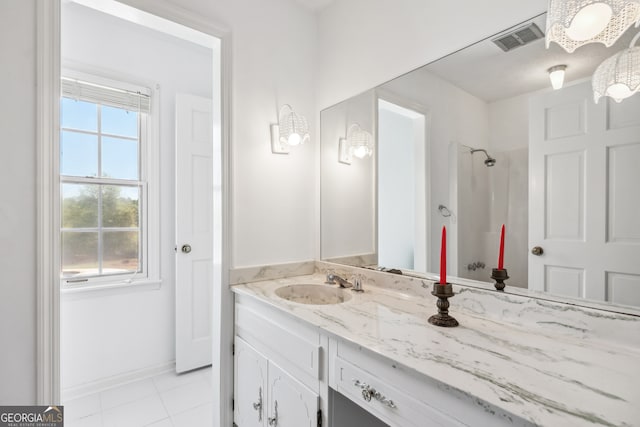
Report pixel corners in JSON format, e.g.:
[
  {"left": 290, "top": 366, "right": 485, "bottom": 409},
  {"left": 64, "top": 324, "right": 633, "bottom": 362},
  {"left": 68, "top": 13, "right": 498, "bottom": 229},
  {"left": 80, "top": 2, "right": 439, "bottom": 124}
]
[{"left": 492, "top": 23, "right": 544, "bottom": 52}]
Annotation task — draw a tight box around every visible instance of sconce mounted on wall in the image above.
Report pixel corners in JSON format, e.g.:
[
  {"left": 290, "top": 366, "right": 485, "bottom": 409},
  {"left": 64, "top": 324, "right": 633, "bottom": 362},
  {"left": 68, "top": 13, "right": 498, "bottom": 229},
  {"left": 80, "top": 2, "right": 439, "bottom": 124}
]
[
  {"left": 548, "top": 64, "right": 567, "bottom": 89},
  {"left": 546, "top": 0, "right": 640, "bottom": 53},
  {"left": 270, "top": 104, "right": 310, "bottom": 154},
  {"left": 593, "top": 31, "right": 640, "bottom": 102},
  {"left": 338, "top": 123, "right": 374, "bottom": 165}
]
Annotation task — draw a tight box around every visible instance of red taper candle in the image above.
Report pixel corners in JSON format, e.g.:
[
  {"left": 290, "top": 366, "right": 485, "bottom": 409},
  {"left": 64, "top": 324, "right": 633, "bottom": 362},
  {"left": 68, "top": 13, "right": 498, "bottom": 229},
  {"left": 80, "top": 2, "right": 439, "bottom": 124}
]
[
  {"left": 440, "top": 226, "right": 447, "bottom": 284},
  {"left": 498, "top": 224, "right": 505, "bottom": 270}
]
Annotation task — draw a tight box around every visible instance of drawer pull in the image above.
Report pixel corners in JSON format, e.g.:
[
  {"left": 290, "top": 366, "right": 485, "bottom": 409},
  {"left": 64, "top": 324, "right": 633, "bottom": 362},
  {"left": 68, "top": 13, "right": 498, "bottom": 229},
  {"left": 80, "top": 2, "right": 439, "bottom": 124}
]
[
  {"left": 353, "top": 379, "right": 397, "bottom": 409},
  {"left": 268, "top": 400, "right": 278, "bottom": 426}
]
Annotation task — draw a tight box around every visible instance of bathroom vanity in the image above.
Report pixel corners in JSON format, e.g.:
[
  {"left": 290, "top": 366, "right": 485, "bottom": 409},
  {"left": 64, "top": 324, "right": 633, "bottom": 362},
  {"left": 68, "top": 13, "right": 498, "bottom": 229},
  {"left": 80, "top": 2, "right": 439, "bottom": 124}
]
[{"left": 231, "top": 265, "right": 640, "bottom": 427}]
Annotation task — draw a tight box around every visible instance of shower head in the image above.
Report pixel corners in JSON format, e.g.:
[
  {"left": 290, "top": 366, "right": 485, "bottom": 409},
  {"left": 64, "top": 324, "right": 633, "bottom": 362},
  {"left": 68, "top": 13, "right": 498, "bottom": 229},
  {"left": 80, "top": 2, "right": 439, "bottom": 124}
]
[{"left": 467, "top": 147, "right": 496, "bottom": 167}]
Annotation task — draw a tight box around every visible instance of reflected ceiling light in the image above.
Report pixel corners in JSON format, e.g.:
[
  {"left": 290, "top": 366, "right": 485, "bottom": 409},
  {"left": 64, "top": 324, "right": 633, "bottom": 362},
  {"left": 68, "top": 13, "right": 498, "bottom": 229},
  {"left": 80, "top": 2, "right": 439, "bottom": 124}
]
[
  {"left": 592, "top": 31, "right": 640, "bottom": 102},
  {"left": 546, "top": 0, "right": 640, "bottom": 53},
  {"left": 338, "top": 124, "right": 374, "bottom": 165},
  {"left": 548, "top": 64, "right": 567, "bottom": 89},
  {"left": 270, "top": 104, "right": 310, "bottom": 154}
]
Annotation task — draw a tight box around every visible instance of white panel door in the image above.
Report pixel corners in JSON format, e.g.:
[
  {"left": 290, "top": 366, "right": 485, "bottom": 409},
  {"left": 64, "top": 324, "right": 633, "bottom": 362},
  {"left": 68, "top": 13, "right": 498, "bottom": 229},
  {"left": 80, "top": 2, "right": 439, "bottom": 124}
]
[
  {"left": 529, "top": 83, "right": 640, "bottom": 305},
  {"left": 268, "top": 362, "right": 319, "bottom": 427},
  {"left": 234, "top": 338, "right": 267, "bottom": 427},
  {"left": 176, "top": 93, "right": 214, "bottom": 372}
]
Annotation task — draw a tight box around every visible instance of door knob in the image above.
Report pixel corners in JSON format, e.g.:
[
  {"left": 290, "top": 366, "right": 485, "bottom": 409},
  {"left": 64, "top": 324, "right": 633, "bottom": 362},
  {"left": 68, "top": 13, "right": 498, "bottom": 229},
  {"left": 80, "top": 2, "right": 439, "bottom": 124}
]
[
  {"left": 531, "top": 246, "right": 543, "bottom": 256},
  {"left": 181, "top": 244, "right": 192, "bottom": 254}
]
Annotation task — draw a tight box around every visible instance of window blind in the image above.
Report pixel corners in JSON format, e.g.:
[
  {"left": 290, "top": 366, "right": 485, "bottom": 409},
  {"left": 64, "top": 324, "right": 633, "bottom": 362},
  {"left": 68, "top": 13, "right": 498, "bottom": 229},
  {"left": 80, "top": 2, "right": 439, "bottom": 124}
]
[{"left": 61, "top": 77, "right": 151, "bottom": 113}]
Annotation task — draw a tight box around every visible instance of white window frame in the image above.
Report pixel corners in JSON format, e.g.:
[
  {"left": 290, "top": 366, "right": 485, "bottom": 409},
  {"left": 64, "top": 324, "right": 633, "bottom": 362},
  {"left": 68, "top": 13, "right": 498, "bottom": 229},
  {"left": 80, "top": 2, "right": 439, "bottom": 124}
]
[{"left": 59, "top": 69, "right": 161, "bottom": 291}]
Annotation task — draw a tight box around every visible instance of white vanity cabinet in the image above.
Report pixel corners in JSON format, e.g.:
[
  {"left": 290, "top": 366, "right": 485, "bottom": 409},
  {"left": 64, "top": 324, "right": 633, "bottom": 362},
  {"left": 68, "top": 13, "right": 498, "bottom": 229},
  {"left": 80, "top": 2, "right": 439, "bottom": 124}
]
[
  {"left": 234, "top": 295, "right": 322, "bottom": 427},
  {"left": 234, "top": 337, "right": 319, "bottom": 427},
  {"left": 234, "top": 338, "right": 267, "bottom": 427},
  {"left": 234, "top": 289, "right": 519, "bottom": 427}
]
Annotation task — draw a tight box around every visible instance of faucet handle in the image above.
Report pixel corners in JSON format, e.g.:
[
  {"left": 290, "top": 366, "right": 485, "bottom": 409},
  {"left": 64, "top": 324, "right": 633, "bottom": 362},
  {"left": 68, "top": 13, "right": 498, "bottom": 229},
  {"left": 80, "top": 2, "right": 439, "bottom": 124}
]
[
  {"left": 325, "top": 269, "right": 336, "bottom": 284},
  {"left": 351, "top": 274, "right": 364, "bottom": 292}
]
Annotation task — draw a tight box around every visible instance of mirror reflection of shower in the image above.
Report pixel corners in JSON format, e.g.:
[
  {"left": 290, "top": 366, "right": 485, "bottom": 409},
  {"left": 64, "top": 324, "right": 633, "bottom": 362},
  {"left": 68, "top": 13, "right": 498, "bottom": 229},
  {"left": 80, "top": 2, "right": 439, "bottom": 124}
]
[
  {"left": 451, "top": 142, "right": 528, "bottom": 287},
  {"left": 464, "top": 145, "right": 496, "bottom": 167}
]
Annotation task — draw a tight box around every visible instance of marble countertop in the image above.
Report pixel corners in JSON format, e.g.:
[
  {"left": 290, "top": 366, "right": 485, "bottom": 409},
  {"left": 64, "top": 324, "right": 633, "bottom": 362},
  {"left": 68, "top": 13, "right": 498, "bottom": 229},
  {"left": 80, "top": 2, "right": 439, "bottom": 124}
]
[{"left": 232, "top": 273, "right": 640, "bottom": 427}]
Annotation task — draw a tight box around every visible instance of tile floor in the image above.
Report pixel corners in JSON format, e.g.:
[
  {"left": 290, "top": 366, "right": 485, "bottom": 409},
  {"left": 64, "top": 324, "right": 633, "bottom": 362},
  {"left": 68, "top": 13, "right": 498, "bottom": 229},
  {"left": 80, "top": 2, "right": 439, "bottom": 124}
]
[{"left": 63, "top": 366, "right": 213, "bottom": 427}]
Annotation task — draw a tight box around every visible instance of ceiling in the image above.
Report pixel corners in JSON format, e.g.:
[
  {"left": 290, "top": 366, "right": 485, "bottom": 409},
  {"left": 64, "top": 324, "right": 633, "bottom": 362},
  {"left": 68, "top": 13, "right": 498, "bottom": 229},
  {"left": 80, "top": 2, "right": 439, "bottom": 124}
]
[
  {"left": 424, "top": 14, "right": 638, "bottom": 103},
  {"left": 293, "top": 0, "right": 335, "bottom": 11}
]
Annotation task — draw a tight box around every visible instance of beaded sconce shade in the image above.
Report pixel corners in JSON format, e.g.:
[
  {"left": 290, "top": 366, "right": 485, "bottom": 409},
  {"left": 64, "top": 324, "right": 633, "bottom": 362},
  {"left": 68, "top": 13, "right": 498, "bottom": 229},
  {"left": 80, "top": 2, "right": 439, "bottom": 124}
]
[
  {"left": 592, "top": 32, "right": 640, "bottom": 102},
  {"left": 546, "top": 0, "right": 640, "bottom": 52}
]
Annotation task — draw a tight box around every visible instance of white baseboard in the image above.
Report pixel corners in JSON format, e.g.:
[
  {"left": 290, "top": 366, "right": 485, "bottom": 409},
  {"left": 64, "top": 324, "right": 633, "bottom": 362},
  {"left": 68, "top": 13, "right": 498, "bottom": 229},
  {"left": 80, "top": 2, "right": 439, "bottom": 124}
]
[{"left": 62, "top": 360, "right": 175, "bottom": 401}]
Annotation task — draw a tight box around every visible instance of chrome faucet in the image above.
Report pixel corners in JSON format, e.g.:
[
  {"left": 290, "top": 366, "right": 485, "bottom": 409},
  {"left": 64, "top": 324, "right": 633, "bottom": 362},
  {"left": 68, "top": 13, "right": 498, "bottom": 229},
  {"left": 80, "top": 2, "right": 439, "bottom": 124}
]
[{"left": 326, "top": 273, "right": 352, "bottom": 289}]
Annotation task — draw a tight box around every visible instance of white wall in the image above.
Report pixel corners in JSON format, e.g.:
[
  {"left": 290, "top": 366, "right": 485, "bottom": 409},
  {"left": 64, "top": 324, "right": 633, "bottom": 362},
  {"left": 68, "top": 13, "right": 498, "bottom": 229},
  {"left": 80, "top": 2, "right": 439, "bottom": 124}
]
[
  {"left": 0, "top": 0, "right": 37, "bottom": 405},
  {"left": 317, "top": 0, "right": 547, "bottom": 109},
  {"left": 122, "top": 0, "right": 319, "bottom": 268},
  {"left": 60, "top": 2, "right": 214, "bottom": 391},
  {"left": 205, "top": 0, "right": 318, "bottom": 268},
  {"left": 489, "top": 93, "right": 529, "bottom": 152}
]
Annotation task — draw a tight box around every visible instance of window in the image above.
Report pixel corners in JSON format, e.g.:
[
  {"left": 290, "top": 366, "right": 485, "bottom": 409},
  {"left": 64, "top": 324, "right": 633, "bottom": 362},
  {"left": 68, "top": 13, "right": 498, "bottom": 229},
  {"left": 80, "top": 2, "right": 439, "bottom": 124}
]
[{"left": 60, "top": 75, "right": 153, "bottom": 286}]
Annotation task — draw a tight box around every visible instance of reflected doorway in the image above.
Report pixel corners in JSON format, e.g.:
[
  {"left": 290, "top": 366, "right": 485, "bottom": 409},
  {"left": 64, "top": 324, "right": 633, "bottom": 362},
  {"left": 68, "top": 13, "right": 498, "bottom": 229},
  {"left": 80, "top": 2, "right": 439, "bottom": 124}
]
[{"left": 377, "top": 98, "right": 429, "bottom": 272}]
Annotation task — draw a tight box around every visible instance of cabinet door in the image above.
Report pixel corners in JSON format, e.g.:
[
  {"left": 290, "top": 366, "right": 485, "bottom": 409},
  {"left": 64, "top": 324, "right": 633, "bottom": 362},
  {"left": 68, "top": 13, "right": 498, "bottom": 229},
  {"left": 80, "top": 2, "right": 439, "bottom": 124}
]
[
  {"left": 235, "top": 338, "right": 267, "bottom": 427},
  {"left": 267, "top": 362, "right": 319, "bottom": 427}
]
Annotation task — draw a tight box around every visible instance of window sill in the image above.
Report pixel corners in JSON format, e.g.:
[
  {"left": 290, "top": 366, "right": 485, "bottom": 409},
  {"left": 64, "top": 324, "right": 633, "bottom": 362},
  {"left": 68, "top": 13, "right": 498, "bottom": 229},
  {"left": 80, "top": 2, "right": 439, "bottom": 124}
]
[{"left": 61, "top": 278, "right": 162, "bottom": 300}]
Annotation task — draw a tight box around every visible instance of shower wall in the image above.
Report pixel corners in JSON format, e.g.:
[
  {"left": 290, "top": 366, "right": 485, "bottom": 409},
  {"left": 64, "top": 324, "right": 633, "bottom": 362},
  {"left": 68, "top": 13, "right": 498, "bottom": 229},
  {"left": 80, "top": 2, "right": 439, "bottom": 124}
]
[
  {"left": 455, "top": 144, "right": 491, "bottom": 282},
  {"left": 455, "top": 146, "right": 528, "bottom": 287},
  {"left": 487, "top": 148, "right": 528, "bottom": 287}
]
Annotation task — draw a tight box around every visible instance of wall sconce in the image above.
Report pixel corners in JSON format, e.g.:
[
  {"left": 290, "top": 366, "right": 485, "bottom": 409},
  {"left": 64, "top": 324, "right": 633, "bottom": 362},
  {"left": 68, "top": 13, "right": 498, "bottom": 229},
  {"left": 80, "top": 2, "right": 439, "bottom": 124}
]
[
  {"left": 548, "top": 64, "right": 567, "bottom": 89},
  {"left": 546, "top": 0, "right": 640, "bottom": 53},
  {"left": 270, "top": 104, "right": 310, "bottom": 154},
  {"left": 592, "top": 31, "right": 640, "bottom": 102},
  {"left": 338, "top": 124, "right": 374, "bottom": 165}
]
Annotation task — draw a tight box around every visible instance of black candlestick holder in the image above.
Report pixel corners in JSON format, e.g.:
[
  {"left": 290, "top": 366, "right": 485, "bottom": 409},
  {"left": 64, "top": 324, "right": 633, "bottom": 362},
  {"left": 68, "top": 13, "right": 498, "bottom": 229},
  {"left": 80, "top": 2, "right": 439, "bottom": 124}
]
[
  {"left": 428, "top": 283, "right": 459, "bottom": 327},
  {"left": 491, "top": 268, "right": 509, "bottom": 291}
]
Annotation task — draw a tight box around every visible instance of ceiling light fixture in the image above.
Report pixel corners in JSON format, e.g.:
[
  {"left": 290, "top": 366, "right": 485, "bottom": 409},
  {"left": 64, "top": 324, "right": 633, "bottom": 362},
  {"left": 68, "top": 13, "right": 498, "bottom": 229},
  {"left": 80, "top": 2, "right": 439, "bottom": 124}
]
[
  {"left": 548, "top": 64, "right": 567, "bottom": 89},
  {"left": 592, "top": 31, "right": 640, "bottom": 102},
  {"left": 546, "top": 0, "right": 640, "bottom": 53},
  {"left": 270, "top": 104, "right": 310, "bottom": 154}
]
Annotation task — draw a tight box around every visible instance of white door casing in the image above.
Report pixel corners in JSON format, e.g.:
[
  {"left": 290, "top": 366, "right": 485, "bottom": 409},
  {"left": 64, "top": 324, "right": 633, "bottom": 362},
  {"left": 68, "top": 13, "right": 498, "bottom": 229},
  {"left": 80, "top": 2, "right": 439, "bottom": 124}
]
[
  {"left": 529, "top": 82, "right": 640, "bottom": 306},
  {"left": 176, "top": 93, "right": 214, "bottom": 372},
  {"left": 38, "top": 3, "right": 232, "bottom": 424}
]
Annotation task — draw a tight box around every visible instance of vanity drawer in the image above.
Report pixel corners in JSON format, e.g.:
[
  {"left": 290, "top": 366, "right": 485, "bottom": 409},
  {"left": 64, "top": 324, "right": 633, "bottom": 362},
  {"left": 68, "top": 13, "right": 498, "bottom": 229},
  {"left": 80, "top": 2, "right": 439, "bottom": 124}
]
[
  {"left": 332, "top": 354, "right": 462, "bottom": 427},
  {"left": 331, "top": 340, "right": 519, "bottom": 427},
  {"left": 235, "top": 298, "right": 321, "bottom": 389}
]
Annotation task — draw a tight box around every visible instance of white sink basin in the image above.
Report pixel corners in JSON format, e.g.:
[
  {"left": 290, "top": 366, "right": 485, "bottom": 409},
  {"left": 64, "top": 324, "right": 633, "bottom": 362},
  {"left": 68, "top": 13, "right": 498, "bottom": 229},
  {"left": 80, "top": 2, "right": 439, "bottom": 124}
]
[{"left": 275, "top": 284, "right": 352, "bottom": 305}]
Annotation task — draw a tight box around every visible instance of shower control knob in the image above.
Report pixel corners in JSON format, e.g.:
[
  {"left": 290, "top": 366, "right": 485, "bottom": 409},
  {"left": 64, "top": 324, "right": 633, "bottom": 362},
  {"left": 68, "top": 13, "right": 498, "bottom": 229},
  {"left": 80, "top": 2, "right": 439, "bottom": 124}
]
[{"left": 531, "top": 246, "right": 544, "bottom": 256}]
